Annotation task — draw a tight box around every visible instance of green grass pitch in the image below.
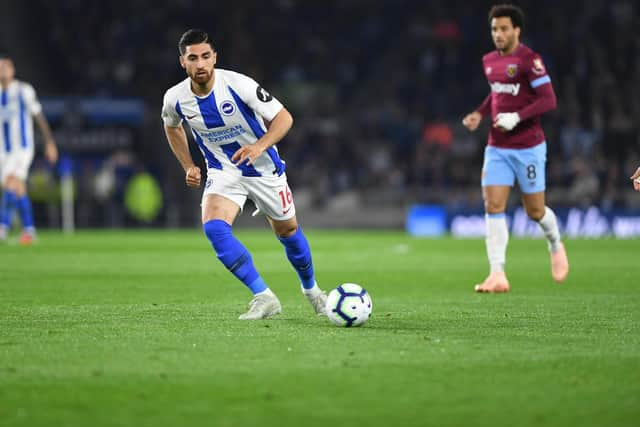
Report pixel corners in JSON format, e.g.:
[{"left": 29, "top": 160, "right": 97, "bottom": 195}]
[{"left": 1, "top": 230, "right": 638, "bottom": 427}]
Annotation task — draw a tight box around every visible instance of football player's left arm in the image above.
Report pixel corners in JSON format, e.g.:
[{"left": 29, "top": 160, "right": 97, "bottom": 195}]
[
  {"left": 231, "top": 108, "right": 293, "bottom": 166},
  {"left": 494, "top": 56, "right": 557, "bottom": 132},
  {"left": 34, "top": 112, "right": 59, "bottom": 164},
  {"left": 516, "top": 82, "right": 557, "bottom": 122},
  {"left": 494, "top": 84, "right": 557, "bottom": 131},
  {"left": 25, "top": 83, "right": 58, "bottom": 164}
]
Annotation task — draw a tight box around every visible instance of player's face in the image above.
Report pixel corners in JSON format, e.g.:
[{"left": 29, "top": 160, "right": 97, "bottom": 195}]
[
  {"left": 180, "top": 43, "right": 217, "bottom": 85},
  {"left": 491, "top": 17, "right": 520, "bottom": 53},
  {"left": 0, "top": 59, "right": 15, "bottom": 84}
]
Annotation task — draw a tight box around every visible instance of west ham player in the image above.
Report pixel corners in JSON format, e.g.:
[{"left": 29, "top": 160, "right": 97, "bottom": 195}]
[
  {"left": 162, "top": 29, "right": 327, "bottom": 319},
  {"left": 0, "top": 52, "right": 58, "bottom": 244},
  {"left": 462, "top": 4, "right": 569, "bottom": 292}
]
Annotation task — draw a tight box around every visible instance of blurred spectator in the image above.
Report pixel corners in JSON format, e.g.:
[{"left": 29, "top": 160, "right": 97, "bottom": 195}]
[
  {"left": 567, "top": 157, "right": 600, "bottom": 207},
  {"left": 559, "top": 112, "right": 599, "bottom": 159}
]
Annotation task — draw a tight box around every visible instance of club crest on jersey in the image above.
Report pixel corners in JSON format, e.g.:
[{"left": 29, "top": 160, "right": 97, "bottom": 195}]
[
  {"left": 220, "top": 100, "right": 236, "bottom": 116},
  {"left": 506, "top": 64, "right": 518, "bottom": 78},
  {"left": 256, "top": 86, "right": 273, "bottom": 102},
  {"left": 532, "top": 58, "right": 546, "bottom": 75},
  {"left": 485, "top": 66, "right": 492, "bottom": 75}
]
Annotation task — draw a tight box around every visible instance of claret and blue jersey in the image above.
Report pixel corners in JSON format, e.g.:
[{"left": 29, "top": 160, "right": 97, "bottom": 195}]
[
  {"left": 482, "top": 43, "right": 554, "bottom": 149},
  {"left": 162, "top": 69, "right": 286, "bottom": 177}
]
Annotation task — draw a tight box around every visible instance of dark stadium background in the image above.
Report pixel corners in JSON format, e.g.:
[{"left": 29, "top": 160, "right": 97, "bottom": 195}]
[
  {"left": 1, "top": 0, "right": 638, "bottom": 234},
  {"left": 2, "top": 3, "right": 639, "bottom": 427}
]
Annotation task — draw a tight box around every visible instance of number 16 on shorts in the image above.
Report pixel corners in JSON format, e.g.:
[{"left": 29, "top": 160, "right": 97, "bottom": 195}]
[{"left": 278, "top": 185, "right": 293, "bottom": 215}]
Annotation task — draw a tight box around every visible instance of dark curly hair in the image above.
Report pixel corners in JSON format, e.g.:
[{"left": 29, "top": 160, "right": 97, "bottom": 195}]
[{"left": 488, "top": 4, "right": 525, "bottom": 30}]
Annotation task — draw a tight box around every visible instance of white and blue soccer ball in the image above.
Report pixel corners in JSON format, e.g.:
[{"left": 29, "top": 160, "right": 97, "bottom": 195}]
[{"left": 325, "top": 283, "right": 372, "bottom": 327}]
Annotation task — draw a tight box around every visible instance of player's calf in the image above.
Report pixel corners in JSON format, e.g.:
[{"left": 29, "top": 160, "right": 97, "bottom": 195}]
[
  {"left": 277, "top": 227, "right": 328, "bottom": 314},
  {"left": 203, "top": 219, "right": 270, "bottom": 295},
  {"left": 278, "top": 226, "right": 316, "bottom": 290}
]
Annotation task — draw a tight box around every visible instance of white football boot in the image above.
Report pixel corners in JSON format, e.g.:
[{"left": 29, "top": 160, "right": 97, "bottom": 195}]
[
  {"left": 239, "top": 292, "right": 282, "bottom": 320},
  {"left": 303, "top": 285, "right": 328, "bottom": 316}
]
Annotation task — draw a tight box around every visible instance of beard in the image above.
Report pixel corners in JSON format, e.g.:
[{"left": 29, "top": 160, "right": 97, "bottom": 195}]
[
  {"left": 191, "top": 69, "right": 212, "bottom": 84},
  {"left": 496, "top": 37, "right": 514, "bottom": 53}
]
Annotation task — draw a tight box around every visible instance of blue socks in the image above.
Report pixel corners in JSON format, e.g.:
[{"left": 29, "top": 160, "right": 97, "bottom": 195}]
[
  {"left": 203, "top": 219, "right": 267, "bottom": 295},
  {"left": 1, "top": 192, "right": 35, "bottom": 233},
  {"left": 1, "top": 190, "right": 17, "bottom": 229},
  {"left": 203, "top": 220, "right": 316, "bottom": 294},
  {"left": 278, "top": 227, "right": 316, "bottom": 289},
  {"left": 16, "top": 195, "right": 34, "bottom": 231}
]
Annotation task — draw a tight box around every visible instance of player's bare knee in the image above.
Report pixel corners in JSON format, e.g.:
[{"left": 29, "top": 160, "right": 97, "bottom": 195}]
[
  {"left": 276, "top": 225, "right": 297, "bottom": 238},
  {"left": 272, "top": 219, "right": 298, "bottom": 238},
  {"left": 15, "top": 182, "right": 27, "bottom": 196},
  {"left": 484, "top": 200, "right": 505, "bottom": 214},
  {"left": 4, "top": 176, "right": 17, "bottom": 191},
  {"left": 525, "top": 205, "right": 545, "bottom": 221}
]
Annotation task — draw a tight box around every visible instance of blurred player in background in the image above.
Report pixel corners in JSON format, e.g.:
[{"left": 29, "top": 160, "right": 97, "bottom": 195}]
[
  {"left": 462, "top": 4, "right": 569, "bottom": 292},
  {"left": 630, "top": 167, "right": 640, "bottom": 191},
  {"left": 0, "top": 52, "right": 58, "bottom": 244},
  {"left": 162, "top": 29, "right": 327, "bottom": 319}
]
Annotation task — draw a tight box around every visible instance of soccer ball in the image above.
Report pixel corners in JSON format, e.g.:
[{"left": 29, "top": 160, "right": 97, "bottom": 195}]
[{"left": 325, "top": 283, "right": 373, "bottom": 327}]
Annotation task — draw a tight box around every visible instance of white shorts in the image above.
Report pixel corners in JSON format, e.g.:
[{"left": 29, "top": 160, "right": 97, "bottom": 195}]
[
  {"left": 202, "top": 169, "right": 296, "bottom": 221},
  {"left": 1, "top": 149, "right": 34, "bottom": 181}
]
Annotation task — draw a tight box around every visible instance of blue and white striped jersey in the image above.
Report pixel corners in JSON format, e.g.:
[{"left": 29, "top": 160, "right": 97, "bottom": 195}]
[
  {"left": 162, "top": 69, "right": 286, "bottom": 177},
  {"left": 0, "top": 80, "right": 41, "bottom": 156}
]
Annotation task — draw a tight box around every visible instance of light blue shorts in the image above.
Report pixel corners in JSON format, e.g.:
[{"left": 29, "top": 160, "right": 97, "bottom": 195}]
[{"left": 481, "top": 142, "right": 547, "bottom": 194}]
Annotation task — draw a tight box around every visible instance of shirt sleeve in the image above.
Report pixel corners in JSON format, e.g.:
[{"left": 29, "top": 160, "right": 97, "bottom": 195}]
[
  {"left": 517, "top": 82, "right": 557, "bottom": 121},
  {"left": 231, "top": 72, "right": 284, "bottom": 122},
  {"left": 161, "top": 90, "right": 183, "bottom": 127},
  {"left": 525, "top": 53, "right": 552, "bottom": 90},
  {"left": 476, "top": 93, "right": 492, "bottom": 117},
  {"left": 516, "top": 53, "right": 557, "bottom": 121},
  {"left": 22, "top": 84, "right": 42, "bottom": 116}
]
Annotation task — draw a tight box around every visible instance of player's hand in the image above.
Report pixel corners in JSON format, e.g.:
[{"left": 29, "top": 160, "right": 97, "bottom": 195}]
[
  {"left": 630, "top": 167, "right": 640, "bottom": 192},
  {"left": 45, "top": 140, "right": 58, "bottom": 164},
  {"left": 185, "top": 165, "right": 201, "bottom": 188},
  {"left": 462, "top": 112, "right": 482, "bottom": 131},
  {"left": 494, "top": 112, "right": 520, "bottom": 132},
  {"left": 231, "top": 144, "right": 265, "bottom": 166}
]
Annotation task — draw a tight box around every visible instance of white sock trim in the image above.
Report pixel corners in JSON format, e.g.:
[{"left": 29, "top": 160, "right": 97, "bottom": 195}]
[
  {"left": 538, "top": 206, "right": 562, "bottom": 252},
  {"left": 485, "top": 214, "right": 509, "bottom": 273},
  {"left": 256, "top": 288, "right": 275, "bottom": 297},
  {"left": 302, "top": 282, "right": 321, "bottom": 296}
]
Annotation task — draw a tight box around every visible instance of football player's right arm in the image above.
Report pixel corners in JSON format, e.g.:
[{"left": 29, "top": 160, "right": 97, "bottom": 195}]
[
  {"left": 463, "top": 94, "right": 490, "bottom": 131},
  {"left": 162, "top": 91, "right": 200, "bottom": 187},
  {"left": 164, "top": 124, "right": 201, "bottom": 188}
]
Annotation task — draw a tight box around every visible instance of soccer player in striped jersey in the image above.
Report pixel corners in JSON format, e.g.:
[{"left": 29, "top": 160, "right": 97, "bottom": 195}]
[
  {"left": 0, "top": 52, "right": 58, "bottom": 244},
  {"left": 162, "top": 29, "right": 327, "bottom": 319},
  {"left": 462, "top": 4, "right": 569, "bottom": 292}
]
